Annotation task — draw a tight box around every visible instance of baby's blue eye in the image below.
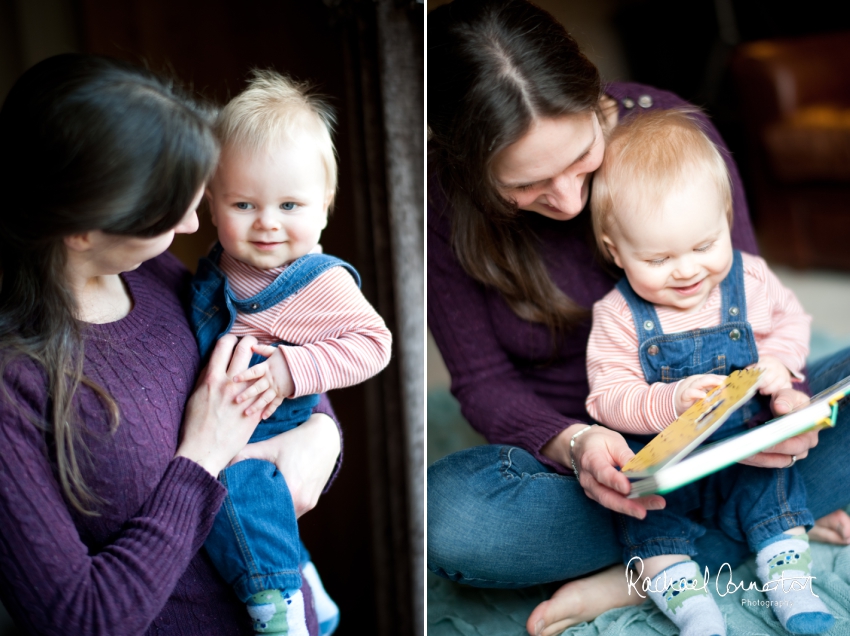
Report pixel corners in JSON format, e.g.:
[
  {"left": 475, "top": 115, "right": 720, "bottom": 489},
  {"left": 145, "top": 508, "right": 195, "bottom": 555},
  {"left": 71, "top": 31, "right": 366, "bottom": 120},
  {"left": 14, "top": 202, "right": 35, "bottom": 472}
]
[
  {"left": 235, "top": 202, "right": 252, "bottom": 210},
  {"left": 281, "top": 202, "right": 297, "bottom": 211}
]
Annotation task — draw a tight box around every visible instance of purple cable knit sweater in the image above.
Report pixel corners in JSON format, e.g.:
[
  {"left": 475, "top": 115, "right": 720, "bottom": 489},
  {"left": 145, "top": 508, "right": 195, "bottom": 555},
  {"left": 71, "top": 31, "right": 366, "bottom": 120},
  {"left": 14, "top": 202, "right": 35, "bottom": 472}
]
[
  {"left": 0, "top": 251, "right": 333, "bottom": 635},
  {"left": 427, "top": 82, "right": 759, "bottom": 474}
]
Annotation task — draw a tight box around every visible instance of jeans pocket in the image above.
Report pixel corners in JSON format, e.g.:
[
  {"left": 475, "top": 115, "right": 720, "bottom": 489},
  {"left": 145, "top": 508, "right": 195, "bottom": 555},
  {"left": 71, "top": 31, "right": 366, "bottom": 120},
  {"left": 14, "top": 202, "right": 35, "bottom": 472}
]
[{"left": 661, "top": 355, "right": 727, "bottom": 382}]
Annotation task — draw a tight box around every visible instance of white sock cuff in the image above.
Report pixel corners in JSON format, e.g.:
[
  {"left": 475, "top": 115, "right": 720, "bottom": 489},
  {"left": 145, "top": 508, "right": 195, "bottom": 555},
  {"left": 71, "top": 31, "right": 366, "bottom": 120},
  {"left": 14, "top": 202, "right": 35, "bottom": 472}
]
[{"left": 756, "top": 536, "right": 812, "bottom": 581}]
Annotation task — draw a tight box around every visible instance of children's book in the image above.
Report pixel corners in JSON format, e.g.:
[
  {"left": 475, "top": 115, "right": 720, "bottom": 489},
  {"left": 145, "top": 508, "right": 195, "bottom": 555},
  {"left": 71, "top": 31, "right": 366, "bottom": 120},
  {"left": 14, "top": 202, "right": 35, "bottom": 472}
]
[{"left": 622, "top": 371, "right": 850, "bottom": 498}]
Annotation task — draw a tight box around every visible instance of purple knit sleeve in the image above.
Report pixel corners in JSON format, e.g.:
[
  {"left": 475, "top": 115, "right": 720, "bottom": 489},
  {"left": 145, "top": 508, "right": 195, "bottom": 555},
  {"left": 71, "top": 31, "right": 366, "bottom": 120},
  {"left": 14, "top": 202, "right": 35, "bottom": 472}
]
[
  {"left": 313, "top": 393, "right": 343, "bottom": 491},
  {"left": 0, "top": 366, "right": 227, "bottom": 635},
  {"left": 427, "top": 183, "right": 579, "bottom": 472}
]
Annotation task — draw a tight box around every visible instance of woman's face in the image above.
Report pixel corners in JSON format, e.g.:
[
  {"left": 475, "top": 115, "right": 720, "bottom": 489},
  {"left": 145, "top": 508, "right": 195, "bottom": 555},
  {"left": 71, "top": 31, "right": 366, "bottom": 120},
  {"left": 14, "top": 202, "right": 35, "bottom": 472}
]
[
  {"left": 73, "top": 186, "right": 204, "bottom": 277},
  {"left": 492, "top": 111, "right": 605, "bottom": 221}
]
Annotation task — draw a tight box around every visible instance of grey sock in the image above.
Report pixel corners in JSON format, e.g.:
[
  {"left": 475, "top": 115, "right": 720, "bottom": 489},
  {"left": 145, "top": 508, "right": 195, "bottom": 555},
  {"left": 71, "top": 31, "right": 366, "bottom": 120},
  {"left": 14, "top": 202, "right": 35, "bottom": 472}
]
[
  {"left": 755, "top": 533, "right": 834, "bottom": 635},
  {"left": 645, "top": 560, "right": 726, "bottom": 636}
]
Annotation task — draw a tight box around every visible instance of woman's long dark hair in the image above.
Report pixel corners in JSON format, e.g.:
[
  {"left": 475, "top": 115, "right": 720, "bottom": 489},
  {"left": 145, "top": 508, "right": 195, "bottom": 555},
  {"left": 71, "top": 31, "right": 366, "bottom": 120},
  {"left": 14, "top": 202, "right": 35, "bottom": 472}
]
[
  {"left": 0, "top": 54, "right": 219, "bottom": 514},
  {"left": 428, "top": 0, "right": 601, "bottom": 334}
]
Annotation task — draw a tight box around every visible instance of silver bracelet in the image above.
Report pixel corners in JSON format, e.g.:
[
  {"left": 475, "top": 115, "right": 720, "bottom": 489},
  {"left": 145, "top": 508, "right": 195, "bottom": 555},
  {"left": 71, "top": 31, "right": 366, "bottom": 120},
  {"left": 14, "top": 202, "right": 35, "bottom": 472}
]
[{"left": 569, "top": 424, "right": 595, "bottom": 477}]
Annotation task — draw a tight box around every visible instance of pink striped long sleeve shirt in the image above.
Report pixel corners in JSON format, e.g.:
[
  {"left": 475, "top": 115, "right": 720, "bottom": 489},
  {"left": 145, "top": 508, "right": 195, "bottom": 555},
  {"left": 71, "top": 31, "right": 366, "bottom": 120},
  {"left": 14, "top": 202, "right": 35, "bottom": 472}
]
[
  {"left": 586, "top": 252, "right": 810, "bottom": 434},
  {"left": 221, "top": 251, "right": 392, "bottom": 398}
]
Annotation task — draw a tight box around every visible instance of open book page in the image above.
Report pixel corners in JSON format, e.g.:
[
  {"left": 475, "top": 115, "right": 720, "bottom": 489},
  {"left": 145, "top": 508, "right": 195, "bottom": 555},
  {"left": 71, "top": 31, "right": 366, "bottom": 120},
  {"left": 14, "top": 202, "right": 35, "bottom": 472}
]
[{"left": 625, "top": 375, "right": 850, "bottom": 497}]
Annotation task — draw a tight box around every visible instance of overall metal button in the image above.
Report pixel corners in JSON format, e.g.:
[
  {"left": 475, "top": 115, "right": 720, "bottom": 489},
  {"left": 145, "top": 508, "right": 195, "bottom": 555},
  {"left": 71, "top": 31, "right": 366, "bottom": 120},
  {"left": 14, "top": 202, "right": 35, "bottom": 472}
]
[
  {"left": 643, "top": 320, "right": 654, "bottom": 331},
  {"left": 648, "top": 345, "right": 659, "bottom": 356},
  {"left": 638, "top": 94, "right": 653, "bottom": 108},
  {"left": 729, "top": 328, "right": 741, "bottom": 341},
  {"left": 729, "top": 306, "right": 739, "bottom": 316},
  {"left": 622, "top": 97, "right": 635, "bottom": 109},
  {"left": 250, "top": 303, "right": 259, "bottom": 310}
]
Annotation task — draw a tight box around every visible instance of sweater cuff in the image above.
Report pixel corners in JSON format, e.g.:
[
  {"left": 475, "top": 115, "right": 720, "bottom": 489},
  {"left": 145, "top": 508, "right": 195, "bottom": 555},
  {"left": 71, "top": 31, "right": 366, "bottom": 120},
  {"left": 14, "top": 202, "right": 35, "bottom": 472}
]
[
  {"left": 280, "top": 345, "right": 322, "bottom": 398},
  {"left": 313, "top": 393, "right": 343, "bottom": 492},
  {"left": 142, "top": 457, "right": 227, "bottom": 552}
]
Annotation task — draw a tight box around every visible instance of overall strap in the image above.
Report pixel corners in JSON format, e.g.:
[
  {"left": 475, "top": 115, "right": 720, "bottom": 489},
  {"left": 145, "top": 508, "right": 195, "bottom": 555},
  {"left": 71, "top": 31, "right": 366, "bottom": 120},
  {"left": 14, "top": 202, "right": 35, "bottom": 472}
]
[
  {"left": 719, "top": 249, "right": 747, "bottom": 324},
  {"left": 229, "top": 253, "right": 361, "bottom": 314},
  {"left": 616, "top": 276, "right": 665, "bottom": 346}
]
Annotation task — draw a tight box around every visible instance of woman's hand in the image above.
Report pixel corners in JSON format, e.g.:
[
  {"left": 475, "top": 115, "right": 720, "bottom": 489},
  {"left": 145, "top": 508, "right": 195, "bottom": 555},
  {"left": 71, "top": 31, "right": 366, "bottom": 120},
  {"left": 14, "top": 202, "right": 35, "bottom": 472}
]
[
  {"left": 232, "top": 345, "right": 295, "bottom": 419},
  {"left": 229, "top": 412, "right": 341, "bottom": 518},
  {"left": 542, "top": 424, "right": 665, "bottom": 519},
  {"left": 739, "top": 387, "right": 818, "bottom": 468},
  {"left": 175, "top": 335, "right": 264, "bottom": 476}
]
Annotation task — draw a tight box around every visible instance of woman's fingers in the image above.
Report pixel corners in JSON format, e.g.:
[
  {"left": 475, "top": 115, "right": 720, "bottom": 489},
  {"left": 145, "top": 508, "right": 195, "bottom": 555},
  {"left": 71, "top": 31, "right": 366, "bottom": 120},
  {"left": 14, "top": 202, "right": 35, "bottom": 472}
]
[
  {"left": 204, "top": 334, "right": 239, "bottom": 381},
  {"left": 764, "top": 430, "right": 817, "bottom": 457},
  {"left": 227, "top": 335, "right": 258, "bottom": 377},
  {"left": 739, "top": 429, "right": 818, "bottom": 467},
  {"left": 771, "top": 387, "right": 810, "bottom": 415},
  {"left": 581, "top": 473, "right": 664, "bottom": 519},
  {"left": 251, "top": 344, "right": 278, "bottom": 359},
  {"left": 576, "top": 428, "right": 666, "bottom": 519}
]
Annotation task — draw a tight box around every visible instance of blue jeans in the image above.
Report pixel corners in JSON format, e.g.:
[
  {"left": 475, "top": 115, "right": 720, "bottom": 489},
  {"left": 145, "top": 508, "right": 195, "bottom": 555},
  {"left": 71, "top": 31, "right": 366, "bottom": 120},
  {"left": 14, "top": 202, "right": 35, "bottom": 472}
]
[
  {"left": 427, "top": 347, "right": 850, "bottom": 587},
  {"left": 617, "top": 457, "right": 812, "bottom": 562}
]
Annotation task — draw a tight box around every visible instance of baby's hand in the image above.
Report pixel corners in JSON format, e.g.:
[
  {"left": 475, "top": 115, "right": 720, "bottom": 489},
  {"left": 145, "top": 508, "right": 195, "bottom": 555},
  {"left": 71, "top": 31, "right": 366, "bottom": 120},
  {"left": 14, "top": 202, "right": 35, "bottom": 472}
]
[
  {"left": 674, "top": 374, "right": 726, "bottom": 415},
  {"left": 232, "top": 345, "right": 295, "bottom": 420},
  {"left": 747, "top": 355, "right": 793, "bottom": 396}
]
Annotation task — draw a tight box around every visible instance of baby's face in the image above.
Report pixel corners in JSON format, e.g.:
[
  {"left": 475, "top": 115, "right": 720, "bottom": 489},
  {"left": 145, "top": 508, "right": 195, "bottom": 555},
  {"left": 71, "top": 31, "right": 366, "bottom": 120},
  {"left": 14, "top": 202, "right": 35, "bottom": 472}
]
[
  {"left": 603, "top": 171, "right": 733, "bottom": 313},
  {"left": 207, "top": 134, "right": 330, "bottom": 269}
]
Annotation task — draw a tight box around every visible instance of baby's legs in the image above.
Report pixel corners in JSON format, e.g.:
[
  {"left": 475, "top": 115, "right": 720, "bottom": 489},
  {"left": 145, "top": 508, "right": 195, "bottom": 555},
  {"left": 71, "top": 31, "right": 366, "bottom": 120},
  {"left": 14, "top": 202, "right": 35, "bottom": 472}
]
[
  {"left": 206, "top": 459, "right": 308, "bottom": 636},
  {"left": 755, "top": 528, "right": 834, "bottom": 634},
  {"left": 718, "top": 463, "right": 833, "bottom": 634},
  {"left": 639, "top": 556, "right": 726, "bottom": 636},
  {"left": 618, "top": 476, "right": 728, "bottom": 635}
]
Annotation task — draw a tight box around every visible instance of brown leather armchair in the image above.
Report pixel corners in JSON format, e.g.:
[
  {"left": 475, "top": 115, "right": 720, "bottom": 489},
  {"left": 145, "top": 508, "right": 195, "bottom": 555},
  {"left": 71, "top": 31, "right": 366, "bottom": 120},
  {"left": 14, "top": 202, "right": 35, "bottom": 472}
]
[{"left": 731, "top": 30, "right": 850, "bottom": 269}]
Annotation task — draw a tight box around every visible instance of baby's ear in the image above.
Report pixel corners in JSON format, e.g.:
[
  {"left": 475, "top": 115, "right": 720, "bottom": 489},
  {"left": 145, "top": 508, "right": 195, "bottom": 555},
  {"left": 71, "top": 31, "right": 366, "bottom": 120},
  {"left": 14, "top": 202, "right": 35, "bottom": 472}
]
[
  {"left": 601, "top": 234, "right": 623, "bottom": 268},
  {"left": 321, "top": 191, "right": 334, "bottom": 229}
]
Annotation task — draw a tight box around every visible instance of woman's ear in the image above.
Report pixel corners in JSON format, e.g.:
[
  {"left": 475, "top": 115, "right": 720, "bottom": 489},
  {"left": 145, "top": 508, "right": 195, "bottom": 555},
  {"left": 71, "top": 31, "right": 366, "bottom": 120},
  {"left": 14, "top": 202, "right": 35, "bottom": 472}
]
[
  {"left": 63, "top": 232, "right": 96, "bottom": 253},
  {"left": 601, "top": 234, "right": 623, "bottom": 268}
]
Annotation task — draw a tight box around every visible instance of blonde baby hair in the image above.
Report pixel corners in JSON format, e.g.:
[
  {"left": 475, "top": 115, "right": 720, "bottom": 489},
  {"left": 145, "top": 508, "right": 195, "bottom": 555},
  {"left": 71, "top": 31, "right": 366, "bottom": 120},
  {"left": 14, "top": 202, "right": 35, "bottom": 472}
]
[
  {"left": 591, "top": 108, "right": 732, "bottom": 262},
  {"left": 215, "top": 69, "right": 338, "bottom": 207}
]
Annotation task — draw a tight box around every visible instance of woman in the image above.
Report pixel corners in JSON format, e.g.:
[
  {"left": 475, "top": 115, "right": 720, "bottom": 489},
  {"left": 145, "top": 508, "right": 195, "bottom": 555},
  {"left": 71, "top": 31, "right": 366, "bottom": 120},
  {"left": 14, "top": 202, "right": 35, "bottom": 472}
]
[
  {"left": 0, "top": 54, "right": 341, "bottom": 634},
  {"left": 426, "top": 2, "right": 850, "bottom": 635}
]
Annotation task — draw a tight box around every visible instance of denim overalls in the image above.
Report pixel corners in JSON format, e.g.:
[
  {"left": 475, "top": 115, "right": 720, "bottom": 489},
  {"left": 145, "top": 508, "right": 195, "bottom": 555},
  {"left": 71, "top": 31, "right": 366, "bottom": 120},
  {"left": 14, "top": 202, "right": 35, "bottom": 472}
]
[
  {"left": 616, "top": 250, "right": 813, "bottom": 563},
  {"left": 189, "top": 243, "right": 360, "bottom": 600}
]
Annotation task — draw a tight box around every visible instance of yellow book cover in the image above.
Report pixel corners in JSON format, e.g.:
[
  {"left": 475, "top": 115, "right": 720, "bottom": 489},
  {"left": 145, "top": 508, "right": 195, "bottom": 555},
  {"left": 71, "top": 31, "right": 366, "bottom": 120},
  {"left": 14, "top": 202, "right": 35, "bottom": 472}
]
[{"left": 621, "top": 368, "right": 763, "bottom": 477}]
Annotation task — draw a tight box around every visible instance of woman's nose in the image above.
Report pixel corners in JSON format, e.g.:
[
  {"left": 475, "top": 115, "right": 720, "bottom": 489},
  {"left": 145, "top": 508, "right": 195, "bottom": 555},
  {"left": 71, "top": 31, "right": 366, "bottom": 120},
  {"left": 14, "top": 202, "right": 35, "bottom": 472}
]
[
  {"left": 174, "top": 210, "right": 199, "bottom": 235},
  {"left": 547, "top": 172, "right": 584, "bottom": 215}
]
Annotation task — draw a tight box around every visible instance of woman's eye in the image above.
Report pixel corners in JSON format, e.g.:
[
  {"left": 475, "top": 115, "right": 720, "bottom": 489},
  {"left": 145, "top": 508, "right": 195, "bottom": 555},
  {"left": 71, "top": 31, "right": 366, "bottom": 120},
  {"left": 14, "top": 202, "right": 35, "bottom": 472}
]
[
  {"left": 515, "top": 184, "right": 534, "bottom": 192},
  {"left": 281, "top": 202, "right": 297, "bottom": 211},
  {"left": 235, "top": 202, "right": 253, "bottom": 210}
]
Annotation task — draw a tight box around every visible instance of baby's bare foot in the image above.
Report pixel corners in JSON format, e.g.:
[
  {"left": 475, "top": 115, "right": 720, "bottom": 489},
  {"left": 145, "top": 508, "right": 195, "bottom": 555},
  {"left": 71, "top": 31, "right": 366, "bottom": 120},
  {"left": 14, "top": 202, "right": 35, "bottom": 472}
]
[{"left": 525, "top": 564, "right": 645, "bottom": 636}]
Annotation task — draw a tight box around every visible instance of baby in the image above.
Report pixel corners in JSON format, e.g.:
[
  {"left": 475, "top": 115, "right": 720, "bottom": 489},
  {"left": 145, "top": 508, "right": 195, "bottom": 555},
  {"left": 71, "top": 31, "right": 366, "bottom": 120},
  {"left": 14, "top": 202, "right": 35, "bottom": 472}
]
[
  {"left": 189, "top": 70, "right": 392, "bottom": 636},
  {"left": 586, "top": 109, "right": 833, "bottom": 635}
]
